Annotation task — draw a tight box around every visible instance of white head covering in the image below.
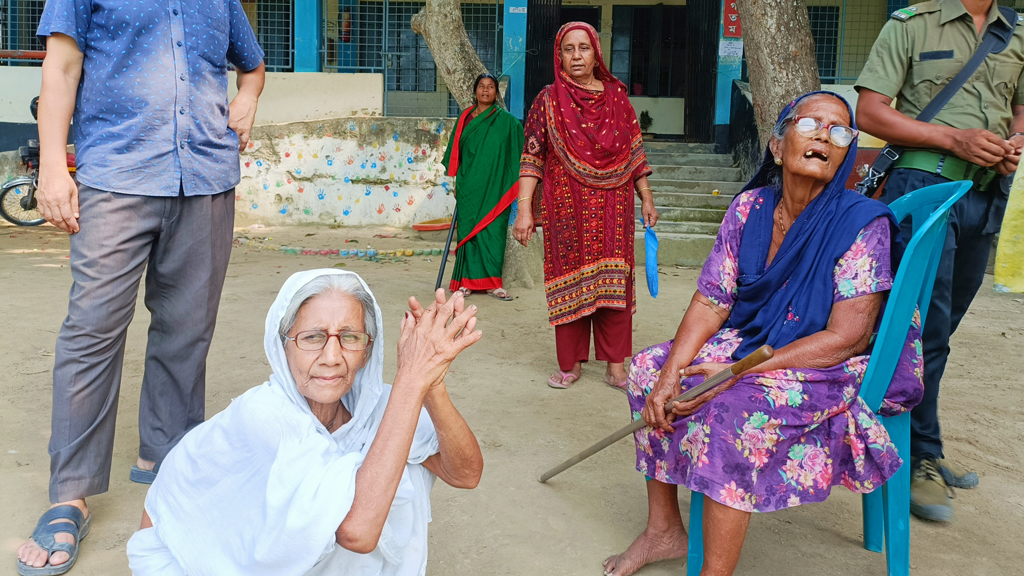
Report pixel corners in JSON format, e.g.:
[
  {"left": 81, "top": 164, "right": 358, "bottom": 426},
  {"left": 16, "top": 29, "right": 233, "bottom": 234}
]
[{"left": 129, "top": 269, "right": 439, "bottom": 576}]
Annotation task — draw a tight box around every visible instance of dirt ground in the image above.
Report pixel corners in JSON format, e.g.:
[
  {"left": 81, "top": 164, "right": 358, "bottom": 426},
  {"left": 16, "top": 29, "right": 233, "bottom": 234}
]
[{"left": 2, "top": 222, "right": 1023, "bottom": 576}]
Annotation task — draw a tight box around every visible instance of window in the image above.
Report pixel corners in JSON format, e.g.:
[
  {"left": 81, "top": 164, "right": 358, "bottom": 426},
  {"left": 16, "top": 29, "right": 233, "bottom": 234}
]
[
  {"left": 807, "top": 6, "right": 840, "bottom": 82},
  {"left": 447, "top": 3, "right": 504, "bottom": 116},
  {"left": 1, "top": 0, "right": 46, "bottom": 65},
  {"left": 241, "top": 0, "right": 294, "bottom": 72},
  {"left": 610, "top": 5, "right": 686, "bottom": 98}
]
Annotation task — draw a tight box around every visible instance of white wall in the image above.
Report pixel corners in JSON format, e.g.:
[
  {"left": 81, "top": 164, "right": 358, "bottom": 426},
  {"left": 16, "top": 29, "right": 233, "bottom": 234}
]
[
  {"left": 236, "top": 116, "right": 457, "bottom": 227},
  {"left": 0, "top": 67, "right": 43, "bottom": 123},
  {"left": 229, "top": 72, "right": 383, "bottom": 124},
  {"left": 0, "top": 68, "right": 384, "bottom": 126},
  {"left": 629, "top": 96, "right": 685, "bottom": 135}
]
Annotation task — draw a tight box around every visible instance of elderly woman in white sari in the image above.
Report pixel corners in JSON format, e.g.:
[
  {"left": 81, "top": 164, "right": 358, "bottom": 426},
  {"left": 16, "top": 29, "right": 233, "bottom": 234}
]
[{"left": 125, "top": 269, "right": 484, "bottom": 576}]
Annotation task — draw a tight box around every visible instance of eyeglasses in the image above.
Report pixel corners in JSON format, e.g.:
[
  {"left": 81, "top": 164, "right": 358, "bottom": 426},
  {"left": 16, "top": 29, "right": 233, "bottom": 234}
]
[
  {"left": 286, "top": 330, "right": 372, "bottom": 352},
  {"left": 787, "top": 116, "right": 859, "bottom": 148}
]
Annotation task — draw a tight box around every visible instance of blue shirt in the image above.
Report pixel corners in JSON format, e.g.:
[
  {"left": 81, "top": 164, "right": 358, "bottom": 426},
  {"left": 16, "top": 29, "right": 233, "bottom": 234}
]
[{"left": 37, "top": 0, "right": 264, "bottom": 196}]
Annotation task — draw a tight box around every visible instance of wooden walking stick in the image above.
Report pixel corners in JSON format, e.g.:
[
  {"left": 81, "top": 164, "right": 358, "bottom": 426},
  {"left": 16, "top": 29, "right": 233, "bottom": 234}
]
[
  {"left": 434, "top": 207, "right": 458, "bottom": 291},
  {"left": 539, "top": 345, "right": 774, "bottom": 483}
]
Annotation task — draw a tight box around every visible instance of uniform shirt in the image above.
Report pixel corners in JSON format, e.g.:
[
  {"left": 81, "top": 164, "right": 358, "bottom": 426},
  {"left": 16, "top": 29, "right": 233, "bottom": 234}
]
[
  {"left": 856, "top": 0, "right": 1024, "bottom": 138},
  {"left": 37, "top": 0, "right": 264, "bottom": 197}
]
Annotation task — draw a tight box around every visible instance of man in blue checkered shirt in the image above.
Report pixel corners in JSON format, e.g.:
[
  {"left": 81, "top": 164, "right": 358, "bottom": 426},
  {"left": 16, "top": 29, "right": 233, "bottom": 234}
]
[{"left": 17, "top": 1, "right": 265, "bottom": 574}]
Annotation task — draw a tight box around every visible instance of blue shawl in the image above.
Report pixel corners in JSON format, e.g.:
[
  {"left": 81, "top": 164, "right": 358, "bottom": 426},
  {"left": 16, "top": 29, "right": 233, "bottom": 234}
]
[{"left": 727, "top": 91, "right": 904, "bottom": 359}]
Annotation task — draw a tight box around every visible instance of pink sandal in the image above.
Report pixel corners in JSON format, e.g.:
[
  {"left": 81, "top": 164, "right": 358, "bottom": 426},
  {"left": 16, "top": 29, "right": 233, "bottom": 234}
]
[
  {"left": 604, "top": 375, "right": 628, "bottom": 394},
  {"left": 548, "top": 370, "right": 580, "bottom": 389}
]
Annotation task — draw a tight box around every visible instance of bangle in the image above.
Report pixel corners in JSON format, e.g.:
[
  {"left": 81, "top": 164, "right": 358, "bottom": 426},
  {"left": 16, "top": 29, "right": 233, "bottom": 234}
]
[
  {"left": 517, "top": 197, "right": 532, "bottom": 203},
  {"left": 1011, "top": 132, "right": 1024, "bottom": 139},
  {"left": 637, "top": 187, "right": 652, "bottom": 193}
]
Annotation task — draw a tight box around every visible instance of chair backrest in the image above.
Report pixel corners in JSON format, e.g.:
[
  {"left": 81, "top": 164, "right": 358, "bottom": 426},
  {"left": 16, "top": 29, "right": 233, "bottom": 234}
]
[
  {"left": 885, "top": 180, "right": 972, "bottom": 326},
  {"left": 859, "top": 181, "right": 972, "bottom": 411}
]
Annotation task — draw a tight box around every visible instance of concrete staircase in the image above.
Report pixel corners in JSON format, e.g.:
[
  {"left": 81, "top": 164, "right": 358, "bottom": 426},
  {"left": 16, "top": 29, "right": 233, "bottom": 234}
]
[{"left": 635, "top": 142, "right": 744, "bottom": 267}]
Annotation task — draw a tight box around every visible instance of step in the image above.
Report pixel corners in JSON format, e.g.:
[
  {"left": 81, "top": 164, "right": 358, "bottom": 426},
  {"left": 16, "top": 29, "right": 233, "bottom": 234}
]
[
  {"left": 638, "top": 191, "right": 735, "bottom": 209},
  {"left": 644, "top": 142, "right": 716, "bottom": 154},
  {"left": 634, "top": 205, "right": 726, "bottom": 223},
  {"left": 648, "top": 178, "right": 745, "bottom": 195},
  {"left": 636, "top": 219, "right": 722, "bottom": 235},
  {"left": 649, "top": 164, "right": 743, "bottom": 182},
  {"left": 643, "top": 152, "right": 735, "bottom": 167},
  {"left": 635, "top": 231, "right": 717, "bottom": 267}
]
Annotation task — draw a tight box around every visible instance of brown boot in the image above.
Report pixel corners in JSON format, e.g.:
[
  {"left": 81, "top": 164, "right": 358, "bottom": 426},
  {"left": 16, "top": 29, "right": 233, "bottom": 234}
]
[{"left": 910, "top": 458, "right": 954, "bottom": 522}]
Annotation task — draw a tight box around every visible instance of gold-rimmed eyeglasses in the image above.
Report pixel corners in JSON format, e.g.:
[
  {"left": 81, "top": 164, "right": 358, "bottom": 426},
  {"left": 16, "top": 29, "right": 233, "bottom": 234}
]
[{"left": 286, "top": 330, "right": 372, "bottom": 352}]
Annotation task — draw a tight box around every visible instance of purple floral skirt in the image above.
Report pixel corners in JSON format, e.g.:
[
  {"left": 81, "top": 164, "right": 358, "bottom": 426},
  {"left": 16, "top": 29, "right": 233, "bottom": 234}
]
[{"left": 626, "top": 329, "right": 923, "bottom": 513}]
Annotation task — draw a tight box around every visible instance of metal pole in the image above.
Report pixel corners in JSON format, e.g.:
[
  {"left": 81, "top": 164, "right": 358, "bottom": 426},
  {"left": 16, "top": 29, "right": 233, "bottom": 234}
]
[
  {"left": 382, "top": 0, "right": 389, "bottom": 115},
  {"left": 836, "top": 0, "right": 847, "bottom": 82},
  {"left": 435, "top": 207, "right": 458, "bottom": 291}
]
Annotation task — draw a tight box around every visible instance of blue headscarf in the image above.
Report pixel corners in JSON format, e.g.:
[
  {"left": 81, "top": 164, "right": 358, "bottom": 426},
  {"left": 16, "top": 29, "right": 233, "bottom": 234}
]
[{"left": 726, "top": 91, "right": 903, "bottom": 359}]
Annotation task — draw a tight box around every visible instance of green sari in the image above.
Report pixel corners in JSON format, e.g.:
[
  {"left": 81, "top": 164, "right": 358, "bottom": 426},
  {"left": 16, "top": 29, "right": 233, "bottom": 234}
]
[{"left": 442, "top": 103, "right": 525, "bottom": 291}]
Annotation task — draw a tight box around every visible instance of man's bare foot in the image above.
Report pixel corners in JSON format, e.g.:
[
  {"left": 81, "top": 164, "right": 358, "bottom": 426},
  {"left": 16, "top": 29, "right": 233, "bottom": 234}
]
[
  {"left": 603, "top": 526, "right": 688, "bottom": 576},
  {"left": 17, "top": 499, "right": 89, "bottom": 569},
  {"left": 605, "top": 362, "right": 628, "bottom": 390},
  {"left": 136, "top": 457, "right": 156, "bottom": 472}
]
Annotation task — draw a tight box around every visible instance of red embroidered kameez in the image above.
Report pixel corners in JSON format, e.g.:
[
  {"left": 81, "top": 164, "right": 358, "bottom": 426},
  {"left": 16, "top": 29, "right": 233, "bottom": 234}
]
[{"left": 520, "top": 22, "right": 652, "bottom": 369}]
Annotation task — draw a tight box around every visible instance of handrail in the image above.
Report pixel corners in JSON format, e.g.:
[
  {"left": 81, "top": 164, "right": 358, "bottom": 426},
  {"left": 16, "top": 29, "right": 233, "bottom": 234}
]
[{"left": 0, "top": 50, "right": 46, "bottom": 60}]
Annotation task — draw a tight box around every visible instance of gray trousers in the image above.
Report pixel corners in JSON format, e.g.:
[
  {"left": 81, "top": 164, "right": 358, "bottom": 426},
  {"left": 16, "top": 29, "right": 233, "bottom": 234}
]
[{"left": 48, "top": 184, "right": 234, "bottom": 502}]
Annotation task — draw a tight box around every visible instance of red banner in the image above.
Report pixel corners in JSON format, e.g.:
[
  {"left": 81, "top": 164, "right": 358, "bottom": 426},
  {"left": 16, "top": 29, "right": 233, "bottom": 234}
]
[{"left": 723, "top": 1, "right": 742, "bottom": 38}]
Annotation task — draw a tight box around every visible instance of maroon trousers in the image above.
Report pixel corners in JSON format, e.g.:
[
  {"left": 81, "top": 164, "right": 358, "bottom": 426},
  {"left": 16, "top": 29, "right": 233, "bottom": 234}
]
[{"left": 554, "top": 274, "right": 634, "bottom": 371}]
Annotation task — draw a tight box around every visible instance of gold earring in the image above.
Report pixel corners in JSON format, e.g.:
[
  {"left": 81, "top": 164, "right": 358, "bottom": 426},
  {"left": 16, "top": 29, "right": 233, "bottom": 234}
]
[{"left": 774, "top": 157, "right": 783, "bottom": 166}]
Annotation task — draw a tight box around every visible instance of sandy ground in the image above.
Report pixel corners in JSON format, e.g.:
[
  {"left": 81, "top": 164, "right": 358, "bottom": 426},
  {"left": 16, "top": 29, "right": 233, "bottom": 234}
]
[{"left": 2, "top": 222, "right": 1023, "bottom": 576}]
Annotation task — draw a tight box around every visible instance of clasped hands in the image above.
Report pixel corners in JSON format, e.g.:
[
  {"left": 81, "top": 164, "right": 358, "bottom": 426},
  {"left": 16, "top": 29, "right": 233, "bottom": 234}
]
[
  {"left": 641, "top": 361, "right": 739, "bottom": 434},
  {"left": 394, "top": 289, "right": 482, "bottom": 396},
  {"left": 952, "top": 129, "right": 1024, "bottom": 176}
]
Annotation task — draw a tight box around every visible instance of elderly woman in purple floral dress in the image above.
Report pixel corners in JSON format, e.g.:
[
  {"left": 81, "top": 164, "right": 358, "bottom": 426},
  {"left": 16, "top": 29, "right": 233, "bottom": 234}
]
[{"left": 604, "top": 92, "right": 924, "bottom": 576}]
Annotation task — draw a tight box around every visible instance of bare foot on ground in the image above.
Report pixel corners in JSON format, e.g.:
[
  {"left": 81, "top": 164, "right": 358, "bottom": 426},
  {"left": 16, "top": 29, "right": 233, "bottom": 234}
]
[
  {"left": 605, "top": 362, "right": 628, "bottom": 389},
  {"left": 17, "top": 499, "right": 89, "bottom": 569},
  {"left": 603, "top": 526, "right": 688, "bottom": 576}
]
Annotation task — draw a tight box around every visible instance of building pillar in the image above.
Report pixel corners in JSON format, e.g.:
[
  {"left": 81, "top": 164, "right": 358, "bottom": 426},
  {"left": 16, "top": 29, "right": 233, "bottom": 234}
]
[
  {"left": 295, "top": 0, "right": 323, "bottom": 72},
  {"left": 502, "top": 0, "right": 528, "bottom": 120},
  {"left": 714, "top": 0, "right": 743, "bottom": 152}
]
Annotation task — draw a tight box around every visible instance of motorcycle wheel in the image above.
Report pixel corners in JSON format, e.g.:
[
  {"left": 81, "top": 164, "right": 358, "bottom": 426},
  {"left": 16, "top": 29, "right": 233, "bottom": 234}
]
[{"left": 0, "top": 179, "right": 46, "bottom": 226}]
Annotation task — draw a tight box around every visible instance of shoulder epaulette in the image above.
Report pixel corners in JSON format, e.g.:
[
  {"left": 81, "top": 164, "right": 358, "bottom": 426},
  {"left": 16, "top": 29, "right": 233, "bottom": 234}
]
[{"left": 891, "top": 7, "right": 919, "bottom": 21}]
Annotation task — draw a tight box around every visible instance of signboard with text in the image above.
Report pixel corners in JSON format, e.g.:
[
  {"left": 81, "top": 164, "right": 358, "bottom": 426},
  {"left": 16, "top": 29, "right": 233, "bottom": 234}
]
[{"left": 723, "top": 1, "right": 742, "bottom": 38}]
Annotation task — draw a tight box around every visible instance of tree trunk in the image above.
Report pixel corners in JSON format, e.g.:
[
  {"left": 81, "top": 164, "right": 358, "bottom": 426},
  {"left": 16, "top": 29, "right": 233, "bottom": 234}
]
[
  {"left": 735, "top": 0, "right": 821, "bottom": 148},
  {"left": 411, "top": 0, "right": 501, "bottom": 111}
]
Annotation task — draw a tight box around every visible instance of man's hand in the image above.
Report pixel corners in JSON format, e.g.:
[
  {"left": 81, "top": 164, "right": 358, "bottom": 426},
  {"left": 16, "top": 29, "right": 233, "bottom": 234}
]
[
  {"left": 230, "top": 62, "right": 265, "bottom": 151},
  {"left": 948, "top": 128, "right": 1014, "bottom": 167},
  {"left": 995, "top": 135, "right": 1024, "bottom": 176},
  {"left": 228, "top": 93, "right": 258, "bottom": 151},
  {"left": 37, "top": 33, "right": 83, "bottom": 234},
  {"left": 36, "top": 168, "right": 79, "bottom": 234}
]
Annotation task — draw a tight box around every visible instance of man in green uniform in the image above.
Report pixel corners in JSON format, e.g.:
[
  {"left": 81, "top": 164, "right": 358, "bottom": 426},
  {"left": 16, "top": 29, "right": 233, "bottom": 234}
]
[{"left": 856, "top": 0, "right": 1024, "bottom": 523}]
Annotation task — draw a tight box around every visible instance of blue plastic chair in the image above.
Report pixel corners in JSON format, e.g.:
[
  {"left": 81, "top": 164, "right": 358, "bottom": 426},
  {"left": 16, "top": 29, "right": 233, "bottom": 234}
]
[{"left": 684, "top": 181, "right": 972, "bottom": 576}]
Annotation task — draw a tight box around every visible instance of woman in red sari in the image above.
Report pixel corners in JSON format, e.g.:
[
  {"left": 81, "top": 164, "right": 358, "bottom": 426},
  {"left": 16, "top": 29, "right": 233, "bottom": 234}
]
[{"left": 513, "top": 22, "right": 658, "bottom": 390}]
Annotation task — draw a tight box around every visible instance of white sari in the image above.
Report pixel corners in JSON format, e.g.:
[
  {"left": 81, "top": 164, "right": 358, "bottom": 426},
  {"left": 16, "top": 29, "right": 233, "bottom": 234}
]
[{"left": 127, "top": 269, "right": 439, "bottom": 576}]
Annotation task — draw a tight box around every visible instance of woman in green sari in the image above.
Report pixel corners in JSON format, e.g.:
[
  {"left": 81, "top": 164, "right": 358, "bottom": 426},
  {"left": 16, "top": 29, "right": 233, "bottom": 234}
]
[{"left": 442, "top": 73, "right": 525, "bottom": 300}]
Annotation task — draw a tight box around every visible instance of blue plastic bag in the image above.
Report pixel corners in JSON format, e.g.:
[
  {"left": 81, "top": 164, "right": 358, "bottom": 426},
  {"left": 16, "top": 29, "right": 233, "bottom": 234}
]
[{"left": 644, "top": 226, "right": 659, "bottom": 298}]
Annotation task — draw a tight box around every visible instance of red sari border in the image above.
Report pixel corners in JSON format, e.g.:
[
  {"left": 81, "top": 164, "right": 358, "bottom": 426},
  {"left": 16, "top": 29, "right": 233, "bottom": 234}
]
[
  {"left": 449, "top": 276, "right": 503, "bottom": 291},
  {"left": 454, "top": 181, "right": 519, "bottom": 250},
  {"left": 446, "top": 105, "right": 499, "bottom": 178}
]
